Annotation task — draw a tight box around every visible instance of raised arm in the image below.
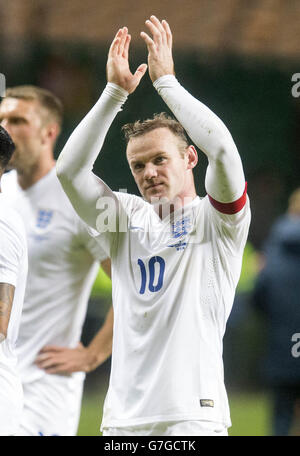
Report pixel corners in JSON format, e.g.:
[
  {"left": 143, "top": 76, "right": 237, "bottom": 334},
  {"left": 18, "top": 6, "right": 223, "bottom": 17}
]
[
  {"left": 56, "top": 28, "right": 147, "bottom": 230},
  {"left": 141, "top": 16, "right": 245, "bottom": 204}
]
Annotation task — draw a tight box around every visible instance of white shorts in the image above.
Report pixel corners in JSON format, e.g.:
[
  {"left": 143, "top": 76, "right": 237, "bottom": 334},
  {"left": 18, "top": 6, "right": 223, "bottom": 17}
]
[
  {"left": 102, "top": 420, "right": 228, "bottom": 436},
  {"left": 16, "top": 373, "right": 85, "bottom": 436}
]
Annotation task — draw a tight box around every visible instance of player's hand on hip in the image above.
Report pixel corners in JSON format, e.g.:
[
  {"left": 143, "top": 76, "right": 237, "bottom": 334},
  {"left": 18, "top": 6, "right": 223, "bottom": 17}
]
[
  {"left": 35, "top": 343, "right": 91, "bottom": 375},
  {"left": 107, "top": 27, "right": 147, "bottom": 94},
  {"left": 141, "top": 16, "right": 175, "bottom": 83}
]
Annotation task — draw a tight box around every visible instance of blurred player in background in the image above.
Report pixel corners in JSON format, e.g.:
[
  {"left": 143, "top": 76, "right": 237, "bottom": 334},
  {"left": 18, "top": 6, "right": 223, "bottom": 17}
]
[
  {"left": 0, "top": 87, "right": 113, "bottom": 436},
  {"left": 253, "top": 188, "right": 300, "bottom": 435},
  {"left": 0, "top": 126, "right": 28, "bottom": 435},
  {"left": 57, "top": 17, "right": 250, "bottom": 436}
]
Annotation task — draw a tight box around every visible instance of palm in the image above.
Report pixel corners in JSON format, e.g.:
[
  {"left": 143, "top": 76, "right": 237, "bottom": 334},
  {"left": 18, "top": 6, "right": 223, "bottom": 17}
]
[
  {"left": 107, "top": 27, "right": 147, "bottom": 94},
  {"left": 140, "top": 17, "right": 175, "bottom": 83}
]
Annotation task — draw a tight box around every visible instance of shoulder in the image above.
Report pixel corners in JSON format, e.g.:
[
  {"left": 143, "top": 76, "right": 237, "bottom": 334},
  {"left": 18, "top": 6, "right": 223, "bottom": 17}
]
[
  {"left": 0, "top": 197, "right": 27, "bottom": 253},
  {"left": 43, "top": 169, "right": 82, "bottom": 216},
  {"left": 198, "top": 194, "right": 250, "bottom": 255},
  {"left": 0, "top": 197, "right": 25, "bottom": 233},
  {"left": 202, "top": 193, "right": 251, "bottom": 224},
  {"left": 113, "top": 191, "right": 148, "bottom": 216},
  {"left": 1, "top": 170, "right": 18, "bottom": 194},
  {"left": 114, "top": 191, "right": 145, "bottom": 206}
]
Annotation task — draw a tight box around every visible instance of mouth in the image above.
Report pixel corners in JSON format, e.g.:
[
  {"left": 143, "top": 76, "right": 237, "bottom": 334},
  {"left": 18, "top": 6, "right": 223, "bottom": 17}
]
[{"left": 146, "top": 182, "right": 164, "bottom": 191}]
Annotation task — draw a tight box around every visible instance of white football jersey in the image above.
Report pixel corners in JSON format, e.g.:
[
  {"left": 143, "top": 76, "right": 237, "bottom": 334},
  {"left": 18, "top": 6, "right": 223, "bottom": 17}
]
[
  {"left": 91, "top": 191, "right": 250, "bottom": 429},
  {"left": 1, "top": 168, "right": 107, "bottom": 384},
  {"left": 0, "top": 194, "right": 28, "bottom": 435}
]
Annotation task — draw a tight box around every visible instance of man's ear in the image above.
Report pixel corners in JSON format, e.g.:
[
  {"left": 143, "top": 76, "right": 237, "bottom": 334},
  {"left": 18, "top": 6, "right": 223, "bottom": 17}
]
[
  {"left": 186, "top": 145, "right": 198, "bottom": 170},
  {"left": 41, "top": 122, "right": 60, "bottom": 146}
]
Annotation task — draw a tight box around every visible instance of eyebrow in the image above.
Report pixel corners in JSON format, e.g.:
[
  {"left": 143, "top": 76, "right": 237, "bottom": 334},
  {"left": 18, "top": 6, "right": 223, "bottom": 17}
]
[
  {"left": 130, "top": 151, "right": 167, "bottom": 165},
  {"left": 0, "top": 114, "right": 27, "bottom": 121}
]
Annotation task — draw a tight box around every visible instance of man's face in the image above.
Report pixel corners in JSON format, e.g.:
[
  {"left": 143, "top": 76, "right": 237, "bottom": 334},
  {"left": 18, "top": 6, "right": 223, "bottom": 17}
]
[
  {"left": 127, "top": 128, "right": 189, "bottom": 204},
  {"left": 0, "top": 98, "right": 46, "bottom": 172}
]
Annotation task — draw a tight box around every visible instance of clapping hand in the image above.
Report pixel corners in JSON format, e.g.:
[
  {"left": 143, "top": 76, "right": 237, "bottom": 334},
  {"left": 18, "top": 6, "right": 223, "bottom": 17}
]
[
  {"left": 106, "top": 27, "right": 147, "bottom": 94},
  {"left": 141, "top": 16, "right": 175, "bottom": 83}
]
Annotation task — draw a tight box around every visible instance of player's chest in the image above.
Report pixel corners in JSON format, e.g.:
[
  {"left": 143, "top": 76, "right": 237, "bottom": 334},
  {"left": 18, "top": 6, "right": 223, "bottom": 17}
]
[
  {"left": 119, "top": 211, "right": 205, "bottom": 294},
  {"left": 126, "top": 209, "right": 200, "bottom": 256},
  {"left": 17, "top": 200, "right": 77, "bottom": 260}
]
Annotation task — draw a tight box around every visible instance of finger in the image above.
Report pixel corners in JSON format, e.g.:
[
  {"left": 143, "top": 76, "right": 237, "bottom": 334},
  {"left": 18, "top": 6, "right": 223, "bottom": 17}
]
[
  {"left": 150, "top": 15, "right": 166, "bottom": 43},
  {"left": 132, "top": 63, "right": 148, "bottom": 85},
  {"left": 162, "top": 20, "right": 172, "bottom": 48},
  {"left": 36, "top": 351, "right": 59, "bottom": 362},
  {"left": 43, "top": 362, "right": 69, "bottom": 374},
  {"left": 35, "top": 353, "right": 47, "bottom": 364},
  {"left": 45, "top": 367, "right": 69, "bottom": 375},
  {"left": 108, "top": 29, "right": 122, "bottom": 56},
  {"left": 36, "top": 356, "right": 60, "bottom": 369},
  {"left": 118, "top": 27, "right": 128, "bottom": 56},
  {"left": 109, "top": 30, "right": 121, "bottom": 50},
  {"left": 140, "top": 31, "right": 156, "bottom": 52},
  {"left": 145, "top": 19, "right": 162, "bottom": 45},
  {"left": 45, "top": 366, "right": 72, "bottom": 376},
  {"left": 39, "top": 345, "right": 64, "bottom": 353},
  {"left": 123, "top": 34, "right": 131, "bottom": 59}
]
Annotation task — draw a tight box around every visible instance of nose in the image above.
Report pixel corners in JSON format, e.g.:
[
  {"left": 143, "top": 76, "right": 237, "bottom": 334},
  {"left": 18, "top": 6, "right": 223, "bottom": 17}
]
[{"left": 144, "top": 162, "right": 158, "bottom": 180}]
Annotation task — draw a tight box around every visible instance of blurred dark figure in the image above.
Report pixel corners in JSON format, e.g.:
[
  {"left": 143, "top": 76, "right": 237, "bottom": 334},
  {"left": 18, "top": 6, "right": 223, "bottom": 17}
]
[{"left": 253, "top": 188, "right": 300, "bottom": 436}]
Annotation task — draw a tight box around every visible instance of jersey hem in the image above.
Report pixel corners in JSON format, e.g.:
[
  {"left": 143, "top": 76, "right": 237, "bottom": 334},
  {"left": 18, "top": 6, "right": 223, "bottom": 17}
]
[{"left": 101, "top": 413, "right": 231, "bottom": 431}]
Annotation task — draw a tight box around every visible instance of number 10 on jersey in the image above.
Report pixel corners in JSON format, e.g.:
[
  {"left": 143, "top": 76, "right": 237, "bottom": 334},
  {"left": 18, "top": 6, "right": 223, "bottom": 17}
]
[{"left": 138, "top": 256, "right": 165, "bottom": 294}]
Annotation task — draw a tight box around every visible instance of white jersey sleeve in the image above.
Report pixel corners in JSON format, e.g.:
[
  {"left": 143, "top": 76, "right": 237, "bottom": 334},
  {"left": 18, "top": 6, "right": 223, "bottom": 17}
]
[
  {"left": 153, "top": 75, "right": 246, "bottom": 206},
  {"left": 0, "top": 207, "right": 27, "bottom": 288},
  {"left": 82, "top": 230, "right": 108, "bottom": 263},
  {"left": 0, "top": 200, "right": 28, "bottom": 346},
  {"left": 0, "top": 197, "right": 27, "bottom": 436},
  {"left": 201, "top": 194, "right": 251, "bottom": 258},
  {"left": 86, "top": 191, "right": 146, "bottom": 257},
  {"left": 56, "top": 84, "right": 128, "bottom": 232}
]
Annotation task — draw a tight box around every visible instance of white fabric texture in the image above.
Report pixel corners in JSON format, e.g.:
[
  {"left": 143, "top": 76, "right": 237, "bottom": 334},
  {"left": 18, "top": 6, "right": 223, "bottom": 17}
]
[
  {"left": 2, "top": 167, "right": 107, "bottom": 435},
  {"left": 0, "top": 194, "right": 28, "bottom": 435},
  {"left": 56, "top": 76, "right": 250, "bottom": 431}
]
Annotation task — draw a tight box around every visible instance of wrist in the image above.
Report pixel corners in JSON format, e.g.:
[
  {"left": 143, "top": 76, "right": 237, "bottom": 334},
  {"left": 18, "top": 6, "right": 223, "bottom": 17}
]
[
  {"left": 153, "top": 74, "right": 178, "bottom": 89},
  {"left": 85, "top": 346, "right": 99, "bottom": 372},
  {"left": 104, "top": 82, "right": 129, "bottom": 102},
  {"left": 86, "top": 344, "right": 110, "bottom": 371}
]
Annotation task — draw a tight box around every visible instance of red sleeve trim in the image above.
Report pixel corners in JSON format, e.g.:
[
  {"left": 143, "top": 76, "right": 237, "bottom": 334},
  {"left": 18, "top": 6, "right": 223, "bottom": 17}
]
[{"left": 208, "top": 182, "right": 248, "bottom": 215}]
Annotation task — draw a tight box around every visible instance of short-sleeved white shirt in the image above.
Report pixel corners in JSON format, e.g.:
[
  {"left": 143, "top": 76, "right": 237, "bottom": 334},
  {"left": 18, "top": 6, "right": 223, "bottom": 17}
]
[
  {"left": 0, "top": 194, "right": 28, "bottom": 435},
  {"left": 91, "top": 191, "right": 250, "bottom": 429},
  {"left": 2, "top": 168, "right": 107, "bottom": 384}
]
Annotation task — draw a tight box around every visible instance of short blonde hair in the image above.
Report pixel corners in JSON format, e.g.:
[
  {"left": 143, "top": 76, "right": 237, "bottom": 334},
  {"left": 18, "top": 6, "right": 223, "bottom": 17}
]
[
  {"left": 122, "top": 112, "right": 189, "bottom": 157},
  {"left": 5, "top": 85, "right": 63, "bottom": 127}
]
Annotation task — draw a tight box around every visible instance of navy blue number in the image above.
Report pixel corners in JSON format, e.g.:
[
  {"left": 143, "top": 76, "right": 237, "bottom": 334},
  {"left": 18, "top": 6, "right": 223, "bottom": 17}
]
[
  {"left": 138, "top": 256, "right": 165, "bottom": 294},
  {"left": 149, "top": 256, "right": 165, "bottom": 292},
  {"left": 138, "top": 259, "right": 147, "bottom": 294}
]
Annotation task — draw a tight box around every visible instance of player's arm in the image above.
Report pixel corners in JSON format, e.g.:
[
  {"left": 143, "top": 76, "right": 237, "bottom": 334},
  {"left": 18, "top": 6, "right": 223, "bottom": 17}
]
[
  {"left": 99, "top": 257, "right": 111, "bottom": 277},
  {"left": 56, "top": 27, "right": 147, "bottom": 230},
  {"left": 35, "top": 256, "right": 113, "bottom": 374},
  {"left": 141, "top": 16, "right": 245, "bottom": 206},
  {"left": 0, "top": 215, "right": 26, "bottom": 343},
  {"left": 0, "top": 283, "right": 15, "bottom": 343},
  {"left": 35, "top": 306, "right": 114, "bottom": 374}
]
